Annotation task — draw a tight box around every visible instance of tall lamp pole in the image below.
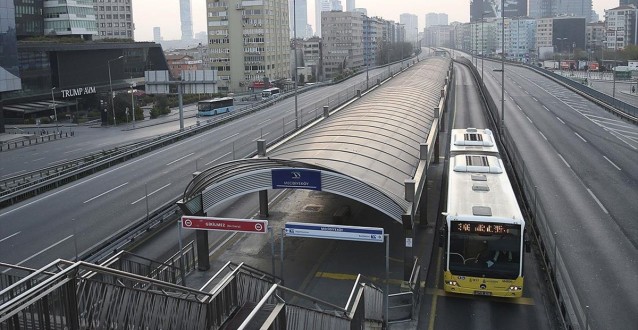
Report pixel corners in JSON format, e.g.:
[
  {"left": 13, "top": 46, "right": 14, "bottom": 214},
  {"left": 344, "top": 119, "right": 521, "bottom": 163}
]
[
  {"left": 108, "top": 55, "right": 124, "bottom": 126},
  {"left": 130, "top": 82, "right": 136, "bottom": 128},
  {"left": 293, "top": 0, "right": 299, "bottom": 129},
  {"left": 500, "top": 0, "right": 505, "bottom": 135},
  {"left": 51, "top": 87, "right": 58, "bottom": 130}
]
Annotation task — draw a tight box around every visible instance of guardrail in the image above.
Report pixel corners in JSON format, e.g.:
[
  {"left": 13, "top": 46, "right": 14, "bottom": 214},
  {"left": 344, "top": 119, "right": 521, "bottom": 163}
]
[{"left": 0, "top": 57, "right": 416, "bottom": 209}]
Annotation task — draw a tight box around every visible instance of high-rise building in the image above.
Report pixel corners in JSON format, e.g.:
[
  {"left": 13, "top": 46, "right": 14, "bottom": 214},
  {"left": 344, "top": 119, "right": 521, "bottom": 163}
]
[
  {"left": 469, "top": 1, "right": 497, "bottom": 22},
  {"left": 315, "top": 0, "right": 332, "bottom": 36},
  {"left": 353, "top": 8, "right": 367, "bottom": 16},
  {"left": 331, "top": 0, "right": 343, "bottom": 11},
  {"left": 94, "top": 0, "right": 135, "bottom": 40},
  {"left": 43, "top": 0, "right": 97, "bottom": 39},
  {"left": 555, "top": 0, "right": 592, "bottom": 19},
  {"left": 180, "top": 0, "right": 194, "bottom": 40},
  {"left": 363, "top": 16, "right": 383, "bottom": 66},
  {"left": 425, "top": 13, "right": 448, "bottom": 27},
  {"left": 400, "top": 13, "right": 419, "bottom": 43},
  {"left": 206, "top": 0, "right": 290, "bottom": 92},
  {"left": 0, "top": 0, "right": 21, "bottom": 94},
  {"left": 321, "top": 10, "right": 363, "bottom": 79},
  {"left": 153, "top": 27, "right": 162, "bottom": 42},
  {"left": 503, "top": 0, "right": 527, "bottom": 17},
  {"left": 14, "top": 0, "right": 44, "bottom": 39},
  {"left": 346, "top": 0, "right": 355, "bottom": 12},
  {"left": 289, "top": 0, "right": 308, "bottom": 39},
  {"left": 530, "top": 0, "right": 593, "bottom": 20}
]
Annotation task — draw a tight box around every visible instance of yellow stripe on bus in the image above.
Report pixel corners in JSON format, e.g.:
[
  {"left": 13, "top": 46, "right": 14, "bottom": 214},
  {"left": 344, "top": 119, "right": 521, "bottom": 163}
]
[{"left": 426, "top": 288, "right": 535, "bottom": 305}]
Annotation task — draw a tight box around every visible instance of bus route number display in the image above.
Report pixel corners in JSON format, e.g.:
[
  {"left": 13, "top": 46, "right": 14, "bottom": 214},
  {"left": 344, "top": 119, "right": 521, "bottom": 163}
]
[{"left": 452, "top": 222, "right": 509, "bottom": 234}]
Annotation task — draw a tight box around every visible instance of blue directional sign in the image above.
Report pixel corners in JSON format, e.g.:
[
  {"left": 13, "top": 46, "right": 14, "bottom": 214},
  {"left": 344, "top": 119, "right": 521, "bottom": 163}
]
[
  {"left": 272, "top": 168, "right": 321, "bottom": 191},
  {"left": 284, "top": 222, "right": 385, "bottom": 243}
]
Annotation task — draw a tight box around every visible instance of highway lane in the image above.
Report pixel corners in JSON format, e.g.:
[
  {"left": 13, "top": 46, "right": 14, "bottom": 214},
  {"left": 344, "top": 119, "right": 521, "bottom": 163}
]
[
  {"left": 0, "top": 63, "right": 408, "bottom": 179},
  {"left": 0, "top": 59, "right": 415, "bottom": 268},
  {"left": 421, "top": 60, "right": 554, "bottom": 330},
  {"left": 480, "top": 59, "right": 638, "bottom": 330}
]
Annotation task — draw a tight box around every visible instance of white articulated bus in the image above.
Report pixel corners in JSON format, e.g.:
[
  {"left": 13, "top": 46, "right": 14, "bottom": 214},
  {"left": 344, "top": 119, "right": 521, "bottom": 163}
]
[{"left": 442, "top": 128, "right": 529, "bottom": 298}]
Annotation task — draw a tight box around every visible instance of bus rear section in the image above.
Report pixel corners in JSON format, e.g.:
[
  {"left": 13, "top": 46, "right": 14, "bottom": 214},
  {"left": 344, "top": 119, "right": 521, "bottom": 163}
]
[
  {"left": 261, "top": 87, "right": 280, "bottom": 100},
  {"left": 197, "top": 97, "right": 234, "bottom": 116}
]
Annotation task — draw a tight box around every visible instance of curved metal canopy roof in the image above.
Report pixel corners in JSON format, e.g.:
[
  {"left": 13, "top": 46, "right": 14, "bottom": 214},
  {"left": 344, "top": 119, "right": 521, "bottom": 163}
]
[{"left": 182, "top": 57, "right": 451, "bottom": 222}]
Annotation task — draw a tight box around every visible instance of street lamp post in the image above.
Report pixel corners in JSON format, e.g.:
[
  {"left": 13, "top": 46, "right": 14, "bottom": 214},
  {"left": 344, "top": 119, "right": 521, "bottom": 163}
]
[
  {"left": 500, "top": 0, "right": 505, "bottom": 135},
  {"left": 293, "top": 0, "right": 299, "bottom": 129},
  {"left": 481, "top": 10, "right": 490, "bottom": 79},
  {"left": 130, "top": 82, "right": 136, "bottom": 128},
  {"left": 51, "top": 87, "right": 58, "bottom": 130},
  {"left": 107, "top": 55, "right": 124, "bottom": 126}
]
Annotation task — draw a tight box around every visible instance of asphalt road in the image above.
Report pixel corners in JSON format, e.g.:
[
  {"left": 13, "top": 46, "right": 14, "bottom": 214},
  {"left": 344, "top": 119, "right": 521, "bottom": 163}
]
[
  {"left": 478, "top": 58, "right": 638, "bottom": 330},
  {"left": 0, "top": 59, "right": 411, "bottom": 269},
  {"left": 417, "top": 60, "right": 555, "bottom": 330}
]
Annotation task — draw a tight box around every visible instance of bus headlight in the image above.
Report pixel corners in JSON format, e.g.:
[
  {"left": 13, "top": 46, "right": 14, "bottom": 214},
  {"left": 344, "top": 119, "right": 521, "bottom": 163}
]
[
  {"left": 508, "top": 285, "right": 522, "bottom": 291},
  {"left": 445, "top": 280, "right": 459, "bottom": 287}
]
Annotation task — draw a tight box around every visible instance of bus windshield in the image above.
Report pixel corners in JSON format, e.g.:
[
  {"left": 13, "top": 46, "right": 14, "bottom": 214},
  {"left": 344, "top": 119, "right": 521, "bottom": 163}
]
[{"left": 447, "top": 221, "right": 522, "bottom": 279}]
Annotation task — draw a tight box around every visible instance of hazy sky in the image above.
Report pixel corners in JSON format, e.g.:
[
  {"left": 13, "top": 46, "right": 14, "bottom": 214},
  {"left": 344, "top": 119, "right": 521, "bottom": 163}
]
[{"left": 132, "top": 0, "right": 618, "bottom": 41}]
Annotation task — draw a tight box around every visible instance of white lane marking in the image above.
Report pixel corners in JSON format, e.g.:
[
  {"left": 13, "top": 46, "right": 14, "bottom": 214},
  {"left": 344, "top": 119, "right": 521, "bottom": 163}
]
[
  {"left": 557, "top": 154, "right": 571, "bottom": 168},
  {"left": 526, "top": 116, "right": 533, "bottom": 124},
  {"left": 31, "top": 158, "right": 45, "bottom": 162},
  {"left": 0, "top": 231, "right": 20, "bottom": 243},
  {"left": 543, "top": 106, "right": 550, "bottom": 112},
  {"left": 13, "top": 235, "right": 74, "bottom": 267},
  {"left": 63, "top": 148, "right": 84, "bottom": 154},
  {"left": 205, "top": 152, "right": 232, "bottom": 166},
  {"left": 603, "top": 156, "right": 621, "bottom": 171},
  {"left": 532, "top": 97, "right": 538, "bottom": 102},
  {"left": 48, "top": 159, "right": 68, "bottom": 165},
  {"left": 587, "top": 188, "right": 609, "bottom": 214},
  {"left": 539, "top": 131, "right": 548, "bottom": 141},
  {"left": 252, "top": 132, "right": 271, "bottom": 141},
  {"left": 574, "top": 132, "right": 587, "bottom": 143},
  {"left": 83, "top": 182, "right": 129, "bottom": 204},
  {"left": 556, "top": 117, "right": 565, "bottom": 124},
  {"left": 131, "top": 183, "right": 172, "bottom": 205},
  {"left": 220, "top": 133, "right": 239, "bottom": 142},
  {"left": 166, "top": 152, "right": 194, "bottom": 166},
  {"left": 258, "top": 119, "right": 272, "bottom": 126},
  {"left": 0, "top": 126, "right": 227, "bottom": 218},
  {"left": 516, "top": 104, "right": 522, "bottom": 111}
]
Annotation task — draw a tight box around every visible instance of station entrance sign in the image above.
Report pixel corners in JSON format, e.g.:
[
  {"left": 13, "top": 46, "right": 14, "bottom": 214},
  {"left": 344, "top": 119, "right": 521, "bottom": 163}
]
[
  {"left": 181, "top": 216, "right": 268, "bottom": 234},
  {"left": 284, "top": 222, "right": 384, "bottom": 243}
]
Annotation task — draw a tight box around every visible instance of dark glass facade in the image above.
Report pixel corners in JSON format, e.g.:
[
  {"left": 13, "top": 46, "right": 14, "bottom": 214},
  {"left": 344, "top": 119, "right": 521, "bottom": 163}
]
[
  {"left": 14, "top": 0, "right": 44, "bottom": 38},
  {"left": 553, "top": 17, "right": 587, "bottom": 52},
  {"left": 503, "top": 0, "right": 527, "bottom": 18},
  {"left": 0, "top": 0, "right": 22, "bottom": 93},
  {"left": 3, "top": 42, "right": 168, "bottom": 122}
]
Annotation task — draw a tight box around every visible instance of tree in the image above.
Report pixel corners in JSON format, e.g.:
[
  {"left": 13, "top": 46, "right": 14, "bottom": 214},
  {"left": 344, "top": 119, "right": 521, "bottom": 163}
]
[{"left": 298, "top": 73, "right": 305, "bottom": 85}]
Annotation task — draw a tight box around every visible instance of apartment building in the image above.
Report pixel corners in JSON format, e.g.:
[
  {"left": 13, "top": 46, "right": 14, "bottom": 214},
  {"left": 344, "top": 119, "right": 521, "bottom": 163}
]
[
  {"left": 604, "top": 5, "right": 638, "bottom": 50},
  {"left": 321, "top": 10, "right": 364, "bottom": 79},
  {"left": 400, "top": 13, "right": 419, "bottom": 43},
  {"left": 363, "top": 16, "right": 383, "bottom": 66},
  {"left": 93, "top": 0, "right": 135, "bottom": 40},
  {"left": 206, "top": 0, "right": 290, "bottom": 92},
  {"left": 302, "top": 37, "right": 321, "bottom": 81}
]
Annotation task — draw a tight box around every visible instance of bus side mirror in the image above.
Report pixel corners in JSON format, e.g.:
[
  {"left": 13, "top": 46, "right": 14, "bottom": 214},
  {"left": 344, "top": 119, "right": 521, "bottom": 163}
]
[{"left": 438, "top": 226, "right": 446, "bottom": 248}]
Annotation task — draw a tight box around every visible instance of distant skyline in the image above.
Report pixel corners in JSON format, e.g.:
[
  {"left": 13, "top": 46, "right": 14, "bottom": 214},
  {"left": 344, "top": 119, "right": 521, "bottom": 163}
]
[{"left": 133, "top": 0, "right": 618, "bottom": 41}]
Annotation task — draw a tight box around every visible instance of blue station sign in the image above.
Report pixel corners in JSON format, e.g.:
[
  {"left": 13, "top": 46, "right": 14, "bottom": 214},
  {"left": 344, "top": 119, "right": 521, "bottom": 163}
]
[
  {"left": 271, "top": 168, "right": 321, "bottom": 191},
  {"left": 284, "top": 222, "right": 385, "bottom": 243}
]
